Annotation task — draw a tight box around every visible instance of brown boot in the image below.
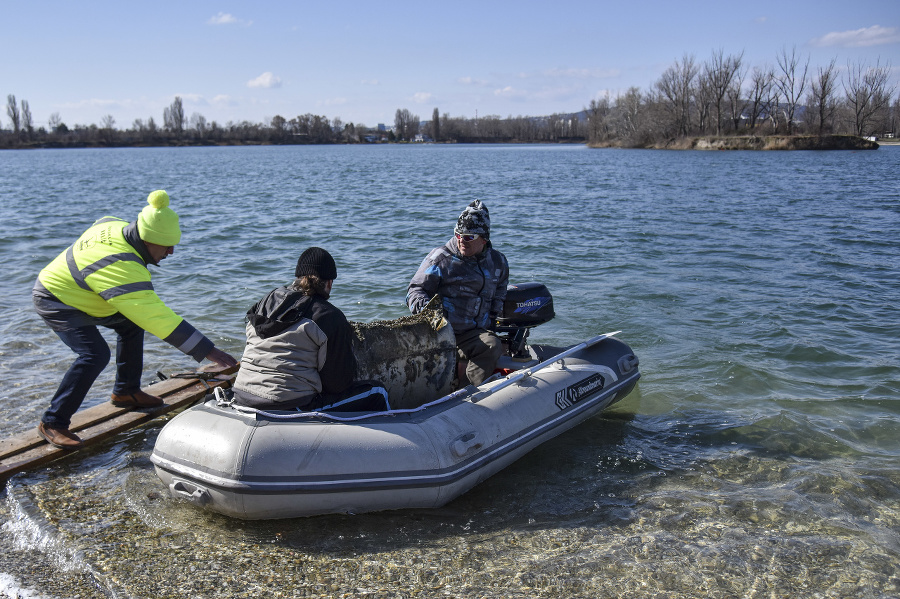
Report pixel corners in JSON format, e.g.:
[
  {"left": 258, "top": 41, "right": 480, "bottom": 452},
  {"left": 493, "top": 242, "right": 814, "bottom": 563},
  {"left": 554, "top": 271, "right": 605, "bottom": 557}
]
[
  {"left": 111, "top": 389, "right": 164, "bottom": 408},
  {"left": 38, "top": 422, "right": 84, "bottom": 449}
]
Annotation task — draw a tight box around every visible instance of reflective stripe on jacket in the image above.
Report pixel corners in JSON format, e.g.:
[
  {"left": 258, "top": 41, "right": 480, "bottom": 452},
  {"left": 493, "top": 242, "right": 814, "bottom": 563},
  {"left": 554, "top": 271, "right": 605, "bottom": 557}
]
[{"left": 35, "top": 217, "right": 212, "bottom": 361}]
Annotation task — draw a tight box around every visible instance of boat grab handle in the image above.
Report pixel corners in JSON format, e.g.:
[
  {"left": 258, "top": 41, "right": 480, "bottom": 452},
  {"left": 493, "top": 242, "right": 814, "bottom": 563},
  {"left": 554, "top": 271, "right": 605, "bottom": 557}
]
[
  {"left": 618, "top": 353, "right": 639, "bottom": 374},
  {"left": 170, "top": 479, "right": 211, "bottom": 505},
  {"left": 470, "top": 331, "right": 620, "bottom": 402},
  {"left": 451, "top": 432, "right": 482, "bottom": 458}
]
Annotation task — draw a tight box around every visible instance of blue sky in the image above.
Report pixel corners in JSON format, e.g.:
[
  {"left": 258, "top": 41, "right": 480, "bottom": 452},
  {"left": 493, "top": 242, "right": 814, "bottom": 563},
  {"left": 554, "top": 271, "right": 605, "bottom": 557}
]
[{"left": 3, "top": 0, "right": 898, "bottom": 130}]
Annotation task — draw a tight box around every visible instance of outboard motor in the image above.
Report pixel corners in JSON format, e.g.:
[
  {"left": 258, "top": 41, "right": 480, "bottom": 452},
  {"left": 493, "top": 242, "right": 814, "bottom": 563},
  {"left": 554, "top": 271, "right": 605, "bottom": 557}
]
[{"left": 491, "top": 282, "right": 555, "bottom": 357}]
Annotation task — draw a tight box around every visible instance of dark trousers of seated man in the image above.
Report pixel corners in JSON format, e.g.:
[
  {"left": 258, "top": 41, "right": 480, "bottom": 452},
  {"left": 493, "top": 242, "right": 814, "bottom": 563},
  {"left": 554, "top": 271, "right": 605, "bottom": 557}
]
[{"left": 456, "top": 328, "right": 503, "bottom": 386}]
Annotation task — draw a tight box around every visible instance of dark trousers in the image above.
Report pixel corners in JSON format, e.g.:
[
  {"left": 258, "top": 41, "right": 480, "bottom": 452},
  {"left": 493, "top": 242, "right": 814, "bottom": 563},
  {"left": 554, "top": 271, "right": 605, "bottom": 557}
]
[
  {"left": 42, "top": 317, "right": 144, "bottom": 428},
  {"left": 455, "top": 328, "right": 503, "bottom": 386}
]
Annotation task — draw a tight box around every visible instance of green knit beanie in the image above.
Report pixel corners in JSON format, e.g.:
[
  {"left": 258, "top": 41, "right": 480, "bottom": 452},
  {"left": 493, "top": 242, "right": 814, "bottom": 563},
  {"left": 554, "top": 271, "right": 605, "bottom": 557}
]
[{"left": 137, "top": 190, "right": 181, "bottom": 246}]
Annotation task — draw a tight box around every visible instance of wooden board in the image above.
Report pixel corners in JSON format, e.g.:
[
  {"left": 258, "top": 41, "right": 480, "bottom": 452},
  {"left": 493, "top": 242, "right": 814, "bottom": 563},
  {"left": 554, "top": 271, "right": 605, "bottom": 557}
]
[{"left": 0, "top": 364, "right": 238, "bottom": 484}]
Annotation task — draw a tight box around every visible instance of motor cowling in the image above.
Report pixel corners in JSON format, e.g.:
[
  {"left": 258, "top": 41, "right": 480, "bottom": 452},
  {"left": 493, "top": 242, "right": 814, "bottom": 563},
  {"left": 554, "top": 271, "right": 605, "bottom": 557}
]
[
  {"left": 492, "top": 283, "right": 554, "bottom": 357},
  {"left": 494, "top": 282, "right": 555, "bottom": 330}
]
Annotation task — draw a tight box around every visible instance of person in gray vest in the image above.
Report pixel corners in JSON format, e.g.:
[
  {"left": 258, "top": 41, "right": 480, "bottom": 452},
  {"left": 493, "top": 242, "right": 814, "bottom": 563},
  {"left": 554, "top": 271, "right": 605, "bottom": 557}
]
[
  {"left": 407, "top": 200, "right": 510, "bottom": 386},
  {"left": 232, "top": 247, "right": 387, "bottom": 412}
]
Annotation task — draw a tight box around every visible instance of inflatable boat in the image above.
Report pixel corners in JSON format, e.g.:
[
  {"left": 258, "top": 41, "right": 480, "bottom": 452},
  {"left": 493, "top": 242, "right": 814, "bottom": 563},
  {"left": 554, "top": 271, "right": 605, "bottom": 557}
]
[{"left": 150, "top": 284, "right": 640, "bottom": 520}]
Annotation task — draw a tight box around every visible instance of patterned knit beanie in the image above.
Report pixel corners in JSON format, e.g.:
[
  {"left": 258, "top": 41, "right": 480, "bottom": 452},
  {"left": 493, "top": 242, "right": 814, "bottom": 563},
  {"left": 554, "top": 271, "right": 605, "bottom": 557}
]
[
  {"left": 294, "top": 247, "right": 338, "bottom": 280},
  {"left": 454, "top": 199, "right": 490, "bottom": 239},
  {"left": 137, "top": 190, "right": 182, "bottom": 246}
]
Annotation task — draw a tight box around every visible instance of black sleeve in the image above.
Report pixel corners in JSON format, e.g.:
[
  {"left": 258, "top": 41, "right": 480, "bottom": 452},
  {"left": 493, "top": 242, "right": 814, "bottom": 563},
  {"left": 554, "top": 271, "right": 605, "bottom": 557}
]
[{"left": 310, "top": 299, "right": 357, "bottom": 394}]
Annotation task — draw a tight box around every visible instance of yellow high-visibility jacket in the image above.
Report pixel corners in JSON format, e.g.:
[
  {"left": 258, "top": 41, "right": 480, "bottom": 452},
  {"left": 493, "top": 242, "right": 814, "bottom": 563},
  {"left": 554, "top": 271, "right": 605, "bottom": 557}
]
[{"left": 35, "top": 217, "right": 212, "bottom": 361}]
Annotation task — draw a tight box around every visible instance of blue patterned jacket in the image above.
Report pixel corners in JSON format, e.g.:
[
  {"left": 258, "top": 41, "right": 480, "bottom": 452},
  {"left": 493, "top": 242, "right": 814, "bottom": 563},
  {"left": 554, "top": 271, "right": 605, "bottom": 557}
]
[{"left": 407, "top": 238, "right": 509, "bottom": 333}]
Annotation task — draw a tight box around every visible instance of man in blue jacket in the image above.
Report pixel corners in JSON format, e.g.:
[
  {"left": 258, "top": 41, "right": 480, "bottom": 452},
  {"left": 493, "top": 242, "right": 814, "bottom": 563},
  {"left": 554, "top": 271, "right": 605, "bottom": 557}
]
[{"left": 407, "top": 200, "right": 509, "bottom": 386}]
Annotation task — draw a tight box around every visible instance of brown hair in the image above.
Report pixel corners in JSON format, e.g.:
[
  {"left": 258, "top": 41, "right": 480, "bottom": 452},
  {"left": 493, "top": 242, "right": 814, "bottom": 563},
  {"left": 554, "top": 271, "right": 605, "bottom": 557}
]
[{"left": 290, "top": 275, "right": 330, "bottom": 299}]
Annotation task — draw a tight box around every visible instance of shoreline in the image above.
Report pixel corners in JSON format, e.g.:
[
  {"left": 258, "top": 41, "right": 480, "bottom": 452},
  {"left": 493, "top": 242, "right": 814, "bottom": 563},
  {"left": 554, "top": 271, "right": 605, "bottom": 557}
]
[
  {"left": 590, "top": 134, "right": 882, "bottom": 150},
  {"left": 2, "top": 135, "right": 890, "bottom": 151}
]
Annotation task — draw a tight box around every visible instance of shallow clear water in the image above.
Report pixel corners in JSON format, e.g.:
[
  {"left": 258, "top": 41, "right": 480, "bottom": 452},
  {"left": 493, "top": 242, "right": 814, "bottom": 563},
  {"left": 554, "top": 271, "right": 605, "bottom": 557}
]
[{"left": 1, "top": 144, "right": 898, "bottom": 598}]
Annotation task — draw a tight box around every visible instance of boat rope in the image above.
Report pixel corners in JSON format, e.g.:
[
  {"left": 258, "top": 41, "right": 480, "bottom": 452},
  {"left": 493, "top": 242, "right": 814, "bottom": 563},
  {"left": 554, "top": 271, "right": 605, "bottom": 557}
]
[
  {"left": 157, "top": 370, "right": 230, "bottom": 390},
  {"left": 217, "top": 331, "right": 620, "bottom": 422}
]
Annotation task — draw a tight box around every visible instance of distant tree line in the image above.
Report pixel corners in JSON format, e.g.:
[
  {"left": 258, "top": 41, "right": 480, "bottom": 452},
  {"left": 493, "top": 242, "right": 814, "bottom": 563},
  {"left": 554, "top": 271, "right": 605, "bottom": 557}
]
[
  {"left": 587, "top": 48, "right": 898, "bottom": 147},
  {"left": 0, "top": 93, "right": 588, "bottom": 149},
  {"left": 2, "top": 48, "right": 897, "bottom": 150}
]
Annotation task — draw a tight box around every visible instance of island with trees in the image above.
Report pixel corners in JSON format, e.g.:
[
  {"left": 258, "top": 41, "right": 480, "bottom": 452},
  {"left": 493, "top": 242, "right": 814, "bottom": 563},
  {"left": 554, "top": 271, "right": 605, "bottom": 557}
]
[{"left": 2, "top": 48, "right": 896, "bottom": 150}]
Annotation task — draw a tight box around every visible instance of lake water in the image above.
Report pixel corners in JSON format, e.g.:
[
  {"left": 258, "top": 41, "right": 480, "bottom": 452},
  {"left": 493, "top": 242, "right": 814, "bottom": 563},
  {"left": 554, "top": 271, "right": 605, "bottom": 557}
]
[{"left": 0, "top": 144, "right": 898, "bottom": 598}]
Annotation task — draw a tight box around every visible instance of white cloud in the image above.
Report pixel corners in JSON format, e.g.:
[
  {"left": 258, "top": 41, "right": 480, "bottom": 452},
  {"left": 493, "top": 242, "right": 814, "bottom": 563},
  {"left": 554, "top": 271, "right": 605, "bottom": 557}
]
[
  {"left": 177, "top": 93, "right": 204, "bottom": 104},
  {"left": 361, "top": 79, "right": 380, "bottom": 86},
  {"left": 810, "top": 25, "right": 900, "bottom": 48},
  {"left": 247, "top": 72, "right": 283, "bottom": 89},
  {"left": 413, "top": 92, "right": 433, "bottom": 103},
  {"left": 493, "top": 86, "right": 528, "bottom": 99},
  {"left": 208, "top": 12, "right": 237, "bottom": 25},
  {"left": 208, "top": 12, "right": 252, "bottom": 26},
  {"left": 77, "top": 98, "right": 122, "bottom": 108},
  {"left": 211, "top": 95, "right": 236, "bottom": 106},
  {"left": 458, "top": 76, "right": 489, "bottom": 86}
]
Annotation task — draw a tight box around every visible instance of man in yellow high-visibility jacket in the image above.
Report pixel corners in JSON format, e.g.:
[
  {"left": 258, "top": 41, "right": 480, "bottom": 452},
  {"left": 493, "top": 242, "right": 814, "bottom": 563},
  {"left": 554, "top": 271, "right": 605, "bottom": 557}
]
[{"left": 32, "top": 190, "right": 238, "bottom": 449}]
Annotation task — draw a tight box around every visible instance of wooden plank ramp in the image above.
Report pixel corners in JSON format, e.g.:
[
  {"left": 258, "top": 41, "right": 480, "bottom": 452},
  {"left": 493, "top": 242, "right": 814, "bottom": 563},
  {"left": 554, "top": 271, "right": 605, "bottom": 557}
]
[{"left": 0, "top": 364, "right": 238, "bottom": 484}]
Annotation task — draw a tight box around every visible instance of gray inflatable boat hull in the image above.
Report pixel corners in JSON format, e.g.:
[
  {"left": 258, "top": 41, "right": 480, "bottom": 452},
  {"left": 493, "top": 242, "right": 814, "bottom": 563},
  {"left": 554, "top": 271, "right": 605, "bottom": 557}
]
[{"left": 150, "top": 334, "right": 640, "bottom": 520}]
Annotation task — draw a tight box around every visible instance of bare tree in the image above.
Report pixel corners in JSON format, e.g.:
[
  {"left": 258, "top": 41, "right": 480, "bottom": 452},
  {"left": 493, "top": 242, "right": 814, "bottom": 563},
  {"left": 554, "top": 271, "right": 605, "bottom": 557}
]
[
  {"left": 21, "top": 100, "right": 33, "bottom": 140},
  {"left": 587, "top": 94, "right": 613, "bottom": 144},
  {"left": 726, "top": 63, "right": 748, "bottom": 132},
  {"left": 431, "top": 107, "right": 440, "bottom": 141},
  {"left": 703, "top": 49, "right": 744, "bottom": 135},
  {"left": 147, "top": 116, "right": 158, "bottom": 137},
  {"left": 394, "top": 108, "right": 418, "bottom": 141},
  {"left": 774, "top": 46, "right": 809, "bottom": 135},
  {"left": 891, "top": 95, "right": 900, "bottom": 137},
  {"left": 694, "top": 71, "right": 714, "bottom": 134},
  {"left": 192, "top": 112, "right": 209, "bottom": 141},
  {"left": 655, "top": 53, "right": 699, "bottom": 137},
  {"left": 615, "top": 87, "right": 647, "bottom": 145},
  {"left": 163, "top": 96, "right": 185, "bottom": 137},
  {"left": 100, "top": 114, "right": 116, "bottom": 143},
  {"left": 747, "top": 66, "right": 774, "bottom": 130},
  {"left": 807, "top": 58, "right": 839, "bottom": 135},
  {"left": 6, "top": 94, "right": 20, "bottom": 138},
  {"left": 843, "top": 59, "right": 895, "bottom": 137}
]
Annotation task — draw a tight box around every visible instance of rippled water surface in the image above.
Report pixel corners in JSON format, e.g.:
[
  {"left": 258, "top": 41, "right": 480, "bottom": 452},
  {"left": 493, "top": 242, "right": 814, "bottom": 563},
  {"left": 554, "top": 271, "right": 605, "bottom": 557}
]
[{"left": 1, "top": 144, "right": 898, "bottom": 598}]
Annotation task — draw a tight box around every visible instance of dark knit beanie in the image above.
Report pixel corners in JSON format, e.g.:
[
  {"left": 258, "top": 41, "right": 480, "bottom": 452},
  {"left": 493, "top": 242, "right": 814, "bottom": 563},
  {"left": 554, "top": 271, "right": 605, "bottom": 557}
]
[
  {"left": 455, "top": 199, "right": 491, "bottom": 239},
  {"left": 294, "top": 247, "right": 337, "bottom": 280}
]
